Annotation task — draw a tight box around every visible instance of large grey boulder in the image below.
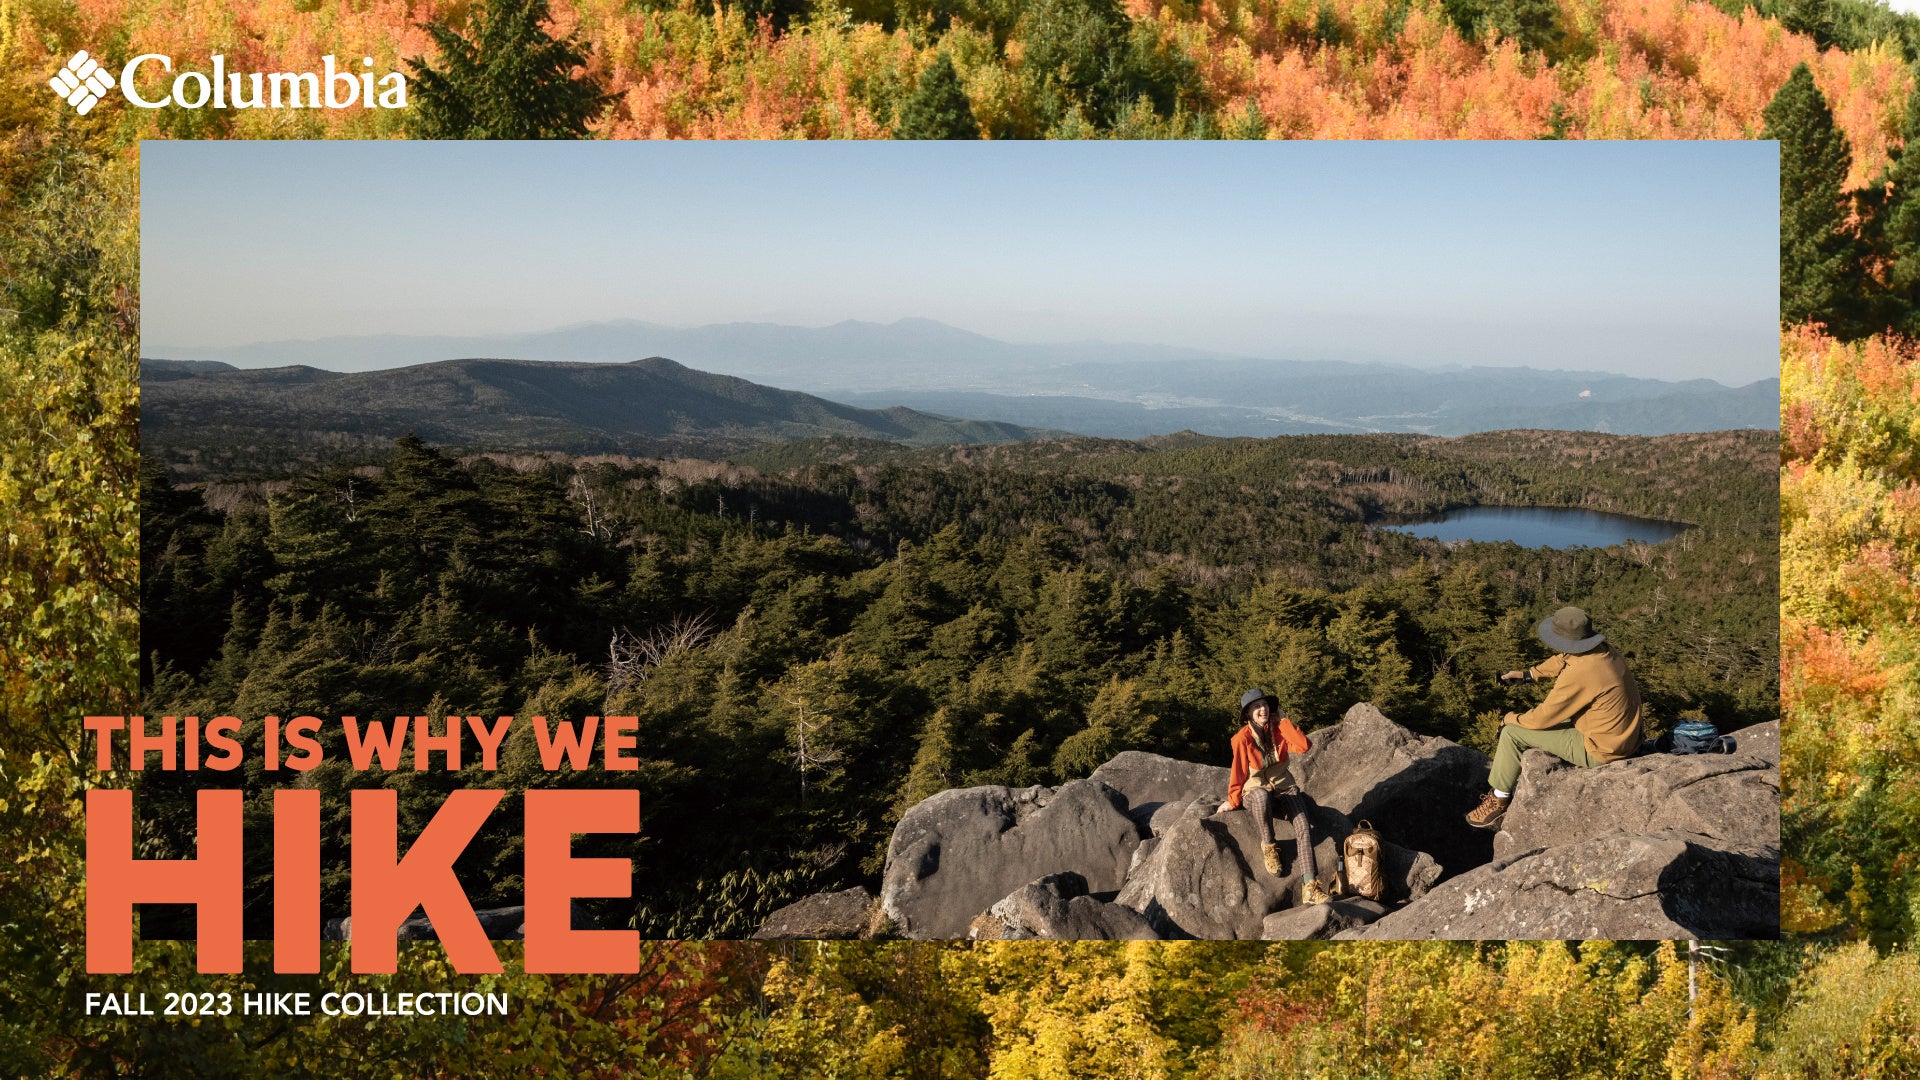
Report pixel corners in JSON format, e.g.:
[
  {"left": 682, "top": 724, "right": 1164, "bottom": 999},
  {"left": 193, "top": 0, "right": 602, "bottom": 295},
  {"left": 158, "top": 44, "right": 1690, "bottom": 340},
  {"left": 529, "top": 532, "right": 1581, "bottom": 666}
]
[
  {"left": 1337, "top": 829, "right": 1779, "bottom": 940},
  {"left": 1327, "top": 717, "right": 1782, "bottom": 941},
  {"left": 752, "top": 887, "right": 875, "bottom": 940},
  {"left": 882, "top": 778, "right": 1142, "bottom": 939},
  {"left": 1113, "top": 796, "right": 1440, "bottom": 939},
  {"left": 1089, "top": 752, "right": 1230, "bottom": 830},
  {"left": 1494, "top": 722, "right": 1780, "bottom": 862},
  {"left": 1111, "top": 799, "right": 1290, "bottom": 940},
  {"left": 1262, "top": 898, "right": 1389, "bottom": 940},
  {"left": 1293, "top": 703, "right": 1493, "bottom": 881},
  {"left": 969, "top": 872, "right": 1161, "bottom": 940}
]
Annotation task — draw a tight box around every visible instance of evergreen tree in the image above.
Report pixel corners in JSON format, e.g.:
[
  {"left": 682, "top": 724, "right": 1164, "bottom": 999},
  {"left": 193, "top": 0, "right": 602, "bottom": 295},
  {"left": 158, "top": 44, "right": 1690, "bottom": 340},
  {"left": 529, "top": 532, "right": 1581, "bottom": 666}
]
[
  {"left": 1018, "top": 0, "right": 1190, "bottom": 129},
  {"left": 407, "top": 0, "right": 605, "bottom": 139},
  {"left": 1481, "top": 0, "right": 1560, "bottom": 51},
  {"left": 894, "top": 54, "right": 980, "bottom": 139},
  {"left": 1765, "top": 63, "right": 1869, "bottom": 337},
  {"left": 895, "top": 707, "right": 962, "bottom": 817},
  {"left": 1051, "top": 678, "right": 1154, "bottom": 778},
  {"left": 1780, "top": 0, "right": 1836, "bottom": 48},
  {"left": 1877, "top": 79, "right": 1920, "bottom": 333},
  {"left": 1311, "top": 1, "right": 1346, "bottom": 46}
]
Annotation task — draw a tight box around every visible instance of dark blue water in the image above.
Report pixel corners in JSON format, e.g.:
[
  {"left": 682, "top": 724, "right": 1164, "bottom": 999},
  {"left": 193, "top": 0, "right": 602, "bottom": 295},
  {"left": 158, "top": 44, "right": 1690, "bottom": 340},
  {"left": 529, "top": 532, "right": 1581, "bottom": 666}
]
[{"left": 1380, "top": 506, "right": 1687, "bottom": 549}]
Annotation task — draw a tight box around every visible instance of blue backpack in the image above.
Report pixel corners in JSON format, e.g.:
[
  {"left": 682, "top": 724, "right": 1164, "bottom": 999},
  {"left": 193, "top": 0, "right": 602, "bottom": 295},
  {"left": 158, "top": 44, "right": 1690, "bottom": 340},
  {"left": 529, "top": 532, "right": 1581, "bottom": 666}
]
[{"left": 1659, "top": 720, "right": 1734, "bottom": 755}]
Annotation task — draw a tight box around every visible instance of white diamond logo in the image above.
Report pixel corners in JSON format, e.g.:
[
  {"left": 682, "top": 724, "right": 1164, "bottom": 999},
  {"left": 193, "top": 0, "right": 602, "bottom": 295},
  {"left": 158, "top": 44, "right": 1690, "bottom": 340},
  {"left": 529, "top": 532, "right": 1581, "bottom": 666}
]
[{"left": 49, "top": 50, "right": 115, "bottom": 114}]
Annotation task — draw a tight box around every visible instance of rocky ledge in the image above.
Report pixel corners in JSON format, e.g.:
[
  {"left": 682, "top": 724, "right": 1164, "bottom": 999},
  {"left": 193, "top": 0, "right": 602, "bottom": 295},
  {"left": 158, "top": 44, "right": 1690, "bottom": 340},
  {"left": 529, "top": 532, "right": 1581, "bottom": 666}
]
[{"left": 753, "top": 704, "right": 1779, "bottom": 940}]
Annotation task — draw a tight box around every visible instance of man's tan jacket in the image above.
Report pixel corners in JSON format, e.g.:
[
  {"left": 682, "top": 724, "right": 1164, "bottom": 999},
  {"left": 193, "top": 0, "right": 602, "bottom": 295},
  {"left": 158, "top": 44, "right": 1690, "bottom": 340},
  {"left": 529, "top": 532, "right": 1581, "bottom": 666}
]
[{"left": 1505, "top": 644, "right": 1644, "bottom": 762}]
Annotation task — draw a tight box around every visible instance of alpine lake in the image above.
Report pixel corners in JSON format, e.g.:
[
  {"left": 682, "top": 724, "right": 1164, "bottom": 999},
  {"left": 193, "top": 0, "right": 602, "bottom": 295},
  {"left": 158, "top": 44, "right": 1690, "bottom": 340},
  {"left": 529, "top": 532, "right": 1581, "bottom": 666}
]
[{"left": 1378, "top": 506, "right": 1688, "bottom": 549}]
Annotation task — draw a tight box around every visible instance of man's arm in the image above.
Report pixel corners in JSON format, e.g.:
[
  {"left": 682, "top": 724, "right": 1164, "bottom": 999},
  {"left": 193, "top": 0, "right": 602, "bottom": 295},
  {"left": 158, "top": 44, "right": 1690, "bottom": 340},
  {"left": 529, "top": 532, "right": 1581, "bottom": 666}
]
[
  {"left": 1508, "top": 670, "right": 1587, "bottom": 730},
  {"left": 1528, "top": 654, "right": 1571, "bottom": 681}
]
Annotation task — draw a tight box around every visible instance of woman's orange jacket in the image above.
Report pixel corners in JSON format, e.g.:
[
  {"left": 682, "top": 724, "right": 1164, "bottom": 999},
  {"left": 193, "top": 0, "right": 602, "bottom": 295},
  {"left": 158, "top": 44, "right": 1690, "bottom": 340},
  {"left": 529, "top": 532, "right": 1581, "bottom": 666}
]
[{"left": 1224, "top": 718, "right": 1310, "bottom": 809}]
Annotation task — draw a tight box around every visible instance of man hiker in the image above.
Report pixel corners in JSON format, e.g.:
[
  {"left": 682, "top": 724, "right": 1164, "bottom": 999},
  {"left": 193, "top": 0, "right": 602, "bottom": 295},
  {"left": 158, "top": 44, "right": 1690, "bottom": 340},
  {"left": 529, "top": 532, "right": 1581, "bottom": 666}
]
[
  {"left": 1467, "top": 605, "right": 1645, "bottom": 829},
  {"left": 1218, "top": 689, "right": 1322, "bottom": 895}
]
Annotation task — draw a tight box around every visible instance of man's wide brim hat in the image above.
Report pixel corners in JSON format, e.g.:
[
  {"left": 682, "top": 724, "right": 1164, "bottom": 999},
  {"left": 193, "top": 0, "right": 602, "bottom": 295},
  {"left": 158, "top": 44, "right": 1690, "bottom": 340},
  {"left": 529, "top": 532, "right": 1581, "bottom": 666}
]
[{"left": 1536, "top": 606, "right": 1605, "bottom": 654}]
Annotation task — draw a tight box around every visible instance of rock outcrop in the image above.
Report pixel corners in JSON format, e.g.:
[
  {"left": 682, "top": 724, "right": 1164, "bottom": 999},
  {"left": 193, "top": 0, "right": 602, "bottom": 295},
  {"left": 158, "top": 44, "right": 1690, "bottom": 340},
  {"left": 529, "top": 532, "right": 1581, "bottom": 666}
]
[
  {"left": 967, "top": 872, "right": 1160, "bottom": 940},
  {"left": 1494, "top": 722, "right": 1779, "bottom": 861},
  {"left": 1263, "top": 898, "right": 1388, "bottom": 940},
  {"left": 1113, "top": 796, "right": 1439, "bottom": 939},
  {"left": 880, "top": 779, "right": 1142, "bottom": 939},
  {"left": 783, "top": 707, "right": 1782, "bottom": 942},
  {"left": 1336, "top": 829, "right": 1778, "bottom": 940},
  {"left": 1088, "top": 753, "right": 1231, "bottom": 830},
  {"left": 1292, "top": 703, "right": 1494, "bottom": 879},
  {"left": 874, "top": 703, "right": 1466, "bottom": 941},
  {"left": 752, "top": 887, "right": 876, "bottom": 940},
  {"left": 1343, "top": 721, "right": 1781, "bottom": 940}
]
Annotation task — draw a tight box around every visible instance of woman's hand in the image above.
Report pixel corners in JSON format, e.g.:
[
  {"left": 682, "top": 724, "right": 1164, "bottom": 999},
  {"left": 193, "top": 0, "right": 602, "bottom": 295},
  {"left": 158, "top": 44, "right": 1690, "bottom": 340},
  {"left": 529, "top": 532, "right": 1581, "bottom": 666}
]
[{"left": 1217, "top": 800, "right": 1233, "bottom": 814}]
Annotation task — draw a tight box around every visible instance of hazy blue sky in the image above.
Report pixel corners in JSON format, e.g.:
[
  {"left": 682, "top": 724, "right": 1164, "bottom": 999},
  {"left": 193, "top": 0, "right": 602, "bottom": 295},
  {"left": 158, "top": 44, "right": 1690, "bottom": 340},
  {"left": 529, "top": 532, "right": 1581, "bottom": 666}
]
[{"left": 142, "top": 141, "right": 1778, "bottom": 383}]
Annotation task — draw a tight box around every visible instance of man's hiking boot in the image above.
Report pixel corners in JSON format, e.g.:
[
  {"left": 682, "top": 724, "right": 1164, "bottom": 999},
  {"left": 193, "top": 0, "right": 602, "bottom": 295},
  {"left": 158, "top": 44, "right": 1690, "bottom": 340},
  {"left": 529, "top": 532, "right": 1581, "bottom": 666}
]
[
  {"left": 1261, "top": 842, "right": 1283, "bottom": 876},
  {"left": 1466, "top": 792, "right": 1510, "bottom": 829}
]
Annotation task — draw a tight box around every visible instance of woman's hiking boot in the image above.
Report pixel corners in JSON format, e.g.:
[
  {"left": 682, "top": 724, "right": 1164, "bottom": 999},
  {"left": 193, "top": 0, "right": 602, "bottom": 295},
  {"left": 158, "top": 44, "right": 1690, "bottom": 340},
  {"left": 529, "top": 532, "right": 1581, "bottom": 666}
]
[
  {"left": 1261, "top": 842, "right": 1283, "bottom": 876},
  {"left": 1466, "top": 791, "right": 1510, "bottom": 829}
]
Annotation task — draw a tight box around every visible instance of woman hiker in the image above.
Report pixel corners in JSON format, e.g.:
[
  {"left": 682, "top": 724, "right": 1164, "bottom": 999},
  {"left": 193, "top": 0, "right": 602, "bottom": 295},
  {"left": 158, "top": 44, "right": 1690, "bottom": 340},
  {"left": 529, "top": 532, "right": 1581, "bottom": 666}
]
[
  {"left": 1217, "top": 689, "right": 1325, "bottom": 899},
  {"left": 1467, "top": 605, "right": 1646, "bottom": 829}
]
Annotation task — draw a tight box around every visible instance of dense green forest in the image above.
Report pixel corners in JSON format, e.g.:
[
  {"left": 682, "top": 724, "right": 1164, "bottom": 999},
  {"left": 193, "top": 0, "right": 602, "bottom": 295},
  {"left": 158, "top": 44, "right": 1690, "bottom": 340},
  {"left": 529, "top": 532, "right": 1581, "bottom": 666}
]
[{"left": 139, "top": 427, "right": 1776, "bottom": 935}]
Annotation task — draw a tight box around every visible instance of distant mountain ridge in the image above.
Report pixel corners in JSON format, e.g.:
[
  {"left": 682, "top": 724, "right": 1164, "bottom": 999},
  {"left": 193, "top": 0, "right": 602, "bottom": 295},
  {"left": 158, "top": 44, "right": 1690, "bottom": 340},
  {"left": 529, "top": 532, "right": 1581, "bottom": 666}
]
[
  {"left": 147, "top": 317, "right": 1778, "bottom": 439},
  {"left": 835, "top": 370, "right": 1782, "bottom": 439},
  {"left": 146, "top": 318, "right": 1236, "bottom": 387},
  {"left": 140, "top": 356, "right": 1049, "bottom": 477}
]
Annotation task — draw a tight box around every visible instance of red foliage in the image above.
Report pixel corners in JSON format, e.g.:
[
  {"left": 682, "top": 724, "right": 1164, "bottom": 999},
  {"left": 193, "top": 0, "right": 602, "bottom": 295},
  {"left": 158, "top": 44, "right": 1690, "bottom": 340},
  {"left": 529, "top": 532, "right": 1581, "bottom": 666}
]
[
  {"left": 1234, "top": 976, "right": 1330, "bottom": 1035},
  {"left": 1782, "top": 621, "right": 1890, "bottom": 715},
  {"left": 530, "top": 941, "right": 768, "bottom": 1073},
  {"left": 1783, "top": 400, "right": 1823, "bottom": 463}
]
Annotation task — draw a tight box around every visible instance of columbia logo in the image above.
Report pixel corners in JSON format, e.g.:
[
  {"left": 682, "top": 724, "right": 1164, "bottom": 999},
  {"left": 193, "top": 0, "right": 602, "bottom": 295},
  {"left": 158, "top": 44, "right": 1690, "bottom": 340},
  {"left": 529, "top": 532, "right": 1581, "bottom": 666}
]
[
  {"left": 50, "top": 50, "right": 114, "bottom": 114},
  {"left": 44, "top": 50, "right": 406, "bottom": 114}
]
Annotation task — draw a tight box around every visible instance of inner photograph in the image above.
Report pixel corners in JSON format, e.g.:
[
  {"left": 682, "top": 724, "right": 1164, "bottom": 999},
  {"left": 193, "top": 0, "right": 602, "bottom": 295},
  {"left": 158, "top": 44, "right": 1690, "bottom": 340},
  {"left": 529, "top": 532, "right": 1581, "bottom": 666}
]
[{"left": 136, "top": 139, "right": 1781, "bottom": 941}]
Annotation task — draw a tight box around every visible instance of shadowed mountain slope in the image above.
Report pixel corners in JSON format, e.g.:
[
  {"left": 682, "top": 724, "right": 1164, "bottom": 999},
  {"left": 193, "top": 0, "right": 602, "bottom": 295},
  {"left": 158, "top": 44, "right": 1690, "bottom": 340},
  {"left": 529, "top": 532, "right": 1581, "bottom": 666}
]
[{"left": 141, "top": 356, "right": 1048, "bottom": 474}]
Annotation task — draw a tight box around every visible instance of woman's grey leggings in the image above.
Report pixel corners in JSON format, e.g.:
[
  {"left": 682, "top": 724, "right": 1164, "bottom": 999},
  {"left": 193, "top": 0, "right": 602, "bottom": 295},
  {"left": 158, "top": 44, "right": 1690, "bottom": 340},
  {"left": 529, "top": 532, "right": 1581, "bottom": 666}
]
[{"left": 1243, "top": 783, "right": 1318, "bottom": 881}]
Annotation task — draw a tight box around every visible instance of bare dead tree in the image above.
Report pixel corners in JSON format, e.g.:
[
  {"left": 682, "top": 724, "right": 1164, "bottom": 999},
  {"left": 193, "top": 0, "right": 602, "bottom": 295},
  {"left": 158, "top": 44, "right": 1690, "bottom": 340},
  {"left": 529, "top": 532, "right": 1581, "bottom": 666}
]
[
  {"left": 606, "top": 611, "right": 715, "bottom": 693},
  {"left": 787, "top": 695, "right": 842, "bottom": 810},
  {"left": 570, "top": 473, "right": 610, "bottom": 540},
  {"left": 336, "top": 476, "right": 360, "bottom": 523}
]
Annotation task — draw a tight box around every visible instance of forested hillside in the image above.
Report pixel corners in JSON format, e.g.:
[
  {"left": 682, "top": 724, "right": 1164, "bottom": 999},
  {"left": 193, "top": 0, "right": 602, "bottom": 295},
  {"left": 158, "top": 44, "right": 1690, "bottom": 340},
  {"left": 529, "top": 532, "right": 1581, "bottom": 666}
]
[
  {"left": 3, "top": 0, "right": 1914, "bottom": 141},
  {"left": 1782, "top": 328, "right": 1920, "bottom": 947},
  {"left": 140, "top": 427, "right": 1776, "bottom": 936},
  {"left": 139, "top": 356, "right": 1046, "bottom": 477},
  {"left": 1768, "top": 36, "right": 1920, "bottom": 948},
  {"left": 0, "top": 91, "right": 142, "bottom": 1076}
]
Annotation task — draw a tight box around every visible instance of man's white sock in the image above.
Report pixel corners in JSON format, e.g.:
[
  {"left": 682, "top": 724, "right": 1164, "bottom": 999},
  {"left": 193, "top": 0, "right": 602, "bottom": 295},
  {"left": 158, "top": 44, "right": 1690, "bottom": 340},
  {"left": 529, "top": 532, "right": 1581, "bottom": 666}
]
[{"left": 1492, "top": 789, "right": 1510, "bottom": 799}]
